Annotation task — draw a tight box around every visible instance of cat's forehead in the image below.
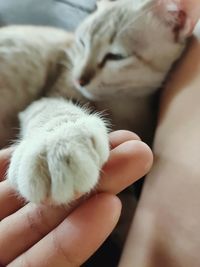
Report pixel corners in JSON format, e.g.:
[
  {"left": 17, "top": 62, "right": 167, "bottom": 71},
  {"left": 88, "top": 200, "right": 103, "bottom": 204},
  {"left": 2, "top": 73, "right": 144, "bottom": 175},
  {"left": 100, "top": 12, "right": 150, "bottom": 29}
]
[
  {"left": 76, "top": 0, "right": 158, "bottom": 44},
  {"left": 77, "top": 6, "right": 130, "bottom": 40}
]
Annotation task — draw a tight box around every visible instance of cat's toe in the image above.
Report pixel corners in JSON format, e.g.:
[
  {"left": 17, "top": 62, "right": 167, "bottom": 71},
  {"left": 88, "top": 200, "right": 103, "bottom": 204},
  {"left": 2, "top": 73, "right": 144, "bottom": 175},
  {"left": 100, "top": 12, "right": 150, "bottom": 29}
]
[
  {"left": 46, "top": 118, "right": 110, "bottom": 204},
  {"left": 8, "top": 138, "right": 50, "bottom": 203},
  {"left": 47, "top": 143, "right": 101, "bottom": 204}
]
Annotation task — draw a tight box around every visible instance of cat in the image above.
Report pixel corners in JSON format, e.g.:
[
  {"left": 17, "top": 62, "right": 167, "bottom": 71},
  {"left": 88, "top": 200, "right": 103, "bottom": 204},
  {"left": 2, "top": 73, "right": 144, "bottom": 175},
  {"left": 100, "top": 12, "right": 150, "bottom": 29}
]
[{"left": 0, "top": 0, "right": 194, "bottom": 204}]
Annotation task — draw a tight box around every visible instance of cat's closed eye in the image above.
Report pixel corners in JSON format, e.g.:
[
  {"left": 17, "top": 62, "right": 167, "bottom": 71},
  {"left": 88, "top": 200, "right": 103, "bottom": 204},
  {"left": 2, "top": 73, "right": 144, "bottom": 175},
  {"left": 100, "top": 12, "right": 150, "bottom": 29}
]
[
  {"left": 104, "top": 53, "right": 125, "bottom": 61},
  {"left": 99, "top": 53, "right": 126, "bottom": 68}
]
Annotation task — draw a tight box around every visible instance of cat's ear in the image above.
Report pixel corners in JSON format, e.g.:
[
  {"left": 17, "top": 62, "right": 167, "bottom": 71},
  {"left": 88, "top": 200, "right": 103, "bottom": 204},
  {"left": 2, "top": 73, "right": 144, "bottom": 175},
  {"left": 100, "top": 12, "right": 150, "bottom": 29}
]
[{"left": 154, "top": 0, "right": 195, "bottom": 39}]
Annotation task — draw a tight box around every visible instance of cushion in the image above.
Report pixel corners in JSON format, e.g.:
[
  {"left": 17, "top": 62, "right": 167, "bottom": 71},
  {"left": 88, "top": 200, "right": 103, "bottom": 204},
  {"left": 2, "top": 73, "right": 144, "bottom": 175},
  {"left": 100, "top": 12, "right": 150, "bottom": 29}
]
[{"left": 0, "top": 0, "right": 96, "bottom": 31}]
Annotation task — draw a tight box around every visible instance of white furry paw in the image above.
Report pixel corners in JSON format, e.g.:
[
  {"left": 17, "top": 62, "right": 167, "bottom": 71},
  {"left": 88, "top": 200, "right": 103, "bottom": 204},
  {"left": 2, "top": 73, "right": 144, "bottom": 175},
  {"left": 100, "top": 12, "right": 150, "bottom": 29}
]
[{"left": 8, "top": 116, "right": 109, "bottom": 204}]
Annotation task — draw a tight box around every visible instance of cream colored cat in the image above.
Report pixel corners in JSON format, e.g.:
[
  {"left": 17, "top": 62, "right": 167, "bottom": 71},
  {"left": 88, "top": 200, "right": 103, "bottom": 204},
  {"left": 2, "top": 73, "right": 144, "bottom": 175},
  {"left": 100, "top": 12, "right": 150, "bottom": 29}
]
[{"left": 0, "top": 0, "right": 193, "bottom": 204}]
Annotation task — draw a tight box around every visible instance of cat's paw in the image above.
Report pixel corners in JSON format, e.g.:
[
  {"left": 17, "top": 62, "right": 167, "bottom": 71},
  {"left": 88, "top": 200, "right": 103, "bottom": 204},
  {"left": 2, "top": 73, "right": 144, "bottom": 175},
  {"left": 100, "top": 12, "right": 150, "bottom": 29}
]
[{"left": 8, "top": 116, "right": 109, "bottom": 204}]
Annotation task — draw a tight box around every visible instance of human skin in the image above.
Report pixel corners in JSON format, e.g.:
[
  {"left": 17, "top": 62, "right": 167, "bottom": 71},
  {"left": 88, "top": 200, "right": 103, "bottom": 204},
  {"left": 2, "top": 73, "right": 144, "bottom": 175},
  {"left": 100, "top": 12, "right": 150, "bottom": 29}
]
[
  {"left": 0, "top": 130, "right": 153, "bottom": 267},
  {"left": 119, "top": 2, "right": 200, "bottom": 267}
]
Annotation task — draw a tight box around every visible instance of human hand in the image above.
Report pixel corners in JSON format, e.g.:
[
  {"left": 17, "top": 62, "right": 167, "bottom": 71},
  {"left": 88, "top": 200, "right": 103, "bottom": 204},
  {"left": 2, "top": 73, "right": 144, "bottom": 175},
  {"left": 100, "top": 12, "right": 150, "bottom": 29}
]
[
  {"left": 0, "top": 130, "right": 153, "bottom": 267},
  {"left": 119, "top": 4, "right": 200, "bottom": 267}
]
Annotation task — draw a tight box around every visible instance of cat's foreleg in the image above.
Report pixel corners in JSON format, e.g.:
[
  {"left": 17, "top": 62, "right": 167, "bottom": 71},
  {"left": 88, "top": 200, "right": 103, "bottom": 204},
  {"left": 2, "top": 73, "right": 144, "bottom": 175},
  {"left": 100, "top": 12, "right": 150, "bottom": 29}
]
[{"left": 8, "top": 97, "right": 110, "bottom": 204}]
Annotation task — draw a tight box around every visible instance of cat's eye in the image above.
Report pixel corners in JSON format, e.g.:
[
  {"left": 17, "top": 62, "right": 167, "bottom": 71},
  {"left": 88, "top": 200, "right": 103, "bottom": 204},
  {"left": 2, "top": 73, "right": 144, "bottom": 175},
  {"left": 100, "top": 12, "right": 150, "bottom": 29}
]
[
  {"left": 99, "top": 53, "right": 125, "bottom": 68},
  {"left": 104, "top": 53, "right": 125, "bottom": 61}
]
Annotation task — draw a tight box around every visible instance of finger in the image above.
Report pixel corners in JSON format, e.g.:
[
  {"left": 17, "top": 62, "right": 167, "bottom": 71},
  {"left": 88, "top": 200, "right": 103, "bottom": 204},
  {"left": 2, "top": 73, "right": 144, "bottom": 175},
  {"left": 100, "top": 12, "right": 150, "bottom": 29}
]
[
  {"left": 99, "top": 140, "right": 153, "bottom": 194},
  {"left": 0, "top": 203, "right": 69, "bottom": 265},
  {"left": 0, "top": 181, "right": 24, "bottom": 220},
  {"left": 109, "top": 130, "right": 140, "bottom": 149},
  {"left": 0, "top": 148, "right": 13, "bottom": 181},
  {"left": 8, "top": 193, "right": 121, "bottom": 267}
]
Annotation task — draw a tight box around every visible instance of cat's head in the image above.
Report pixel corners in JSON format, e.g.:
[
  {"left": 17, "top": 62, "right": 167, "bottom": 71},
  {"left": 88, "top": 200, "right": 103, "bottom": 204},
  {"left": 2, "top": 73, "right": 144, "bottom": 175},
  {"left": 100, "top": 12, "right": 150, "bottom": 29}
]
[{"left": 70, "top": 0, "right": 194, "bottom": 100}]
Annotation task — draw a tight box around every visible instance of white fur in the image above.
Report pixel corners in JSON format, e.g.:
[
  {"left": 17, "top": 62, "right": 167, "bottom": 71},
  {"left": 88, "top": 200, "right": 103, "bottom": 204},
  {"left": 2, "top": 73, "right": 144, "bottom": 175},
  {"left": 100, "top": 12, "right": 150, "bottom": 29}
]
[{"left": 8, "top": 98, "right": 109, "bottom": 204}]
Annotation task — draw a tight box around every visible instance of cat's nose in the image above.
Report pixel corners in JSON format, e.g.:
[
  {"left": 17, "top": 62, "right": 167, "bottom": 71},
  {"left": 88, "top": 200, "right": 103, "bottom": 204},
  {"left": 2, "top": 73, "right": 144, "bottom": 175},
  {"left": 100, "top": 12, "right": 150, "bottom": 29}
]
[
  {"left": 78, "top": 76, "right": 90, "bottom": 87},
  {"left": 78, "top": 78, "right": 90, "bottom": 86}
]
